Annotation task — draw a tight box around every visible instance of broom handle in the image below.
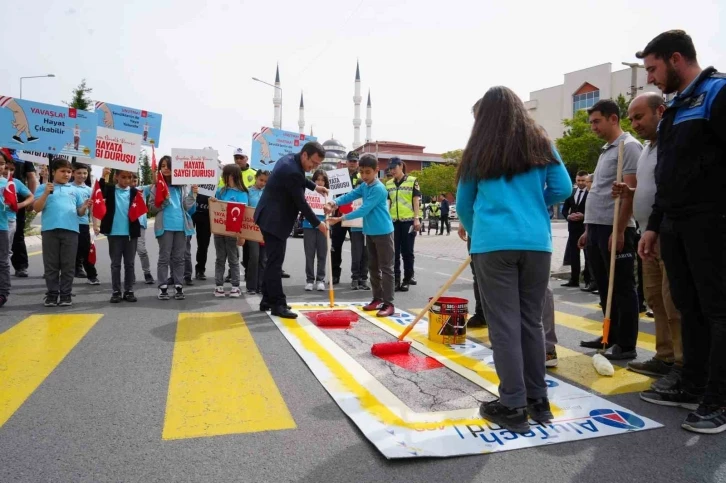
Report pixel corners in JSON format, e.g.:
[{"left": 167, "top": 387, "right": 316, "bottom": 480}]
[
  {"left": 398, "top": 256, "right": 472, "bottom": 341},
  {"left": 605, "top": 141, "right": 625, "bottom": 322},
  {"left": 325, "top": 215, "right": 334, "bottom": 307}
]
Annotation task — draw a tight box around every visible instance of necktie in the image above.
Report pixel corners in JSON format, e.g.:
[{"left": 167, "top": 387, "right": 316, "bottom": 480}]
[{"left": 576, "top": 190, "right": 583, "bottom": 205}]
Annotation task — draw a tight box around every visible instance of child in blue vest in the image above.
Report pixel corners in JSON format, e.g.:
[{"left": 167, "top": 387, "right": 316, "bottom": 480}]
[
  {"left": 2, "top": 157, "right": 34, "bottom": 287},
  {"left": 33, "top": 158, "right": 90, "bottom": 307},
  {"left": 246, "top": 169, "right": 268, "bottom": 294},
  {"left": 209, "top": 164, "right": 248, "bottom": 297},
  {"left": 72, "top": 163, "right": 99, "bottom": 284},
  {"left": 304, "top": 169, "right": 328, "bottom": 291}
]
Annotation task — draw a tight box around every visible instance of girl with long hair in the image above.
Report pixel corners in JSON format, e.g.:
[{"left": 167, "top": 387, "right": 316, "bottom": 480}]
[
  {"left": 456, "top": 86, "right": 571, "bottom": 433},
  {"left": 303, "top": 169, "right": 329, "bottom": 291}
]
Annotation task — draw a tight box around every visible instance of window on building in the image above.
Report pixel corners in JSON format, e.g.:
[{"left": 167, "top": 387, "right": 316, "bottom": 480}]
[
  {"left": 422, "top": 161, "right": 432, "bottom": 169},
  {"left": 573, "top": 90, "right": 600, "bottom": 113}
]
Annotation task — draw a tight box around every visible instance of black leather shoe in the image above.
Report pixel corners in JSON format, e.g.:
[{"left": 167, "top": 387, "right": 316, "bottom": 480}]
[
  {"left": 281, "top": 271, "right": 291, "bottom": 279},
  {"left": 581, "top": 283, "right": 596, "bottom": 292},
  {"left": 580, "top": 336, "right": 614, "bottom": 349},
  {"left": 409, "top": 278, "right": 417, "bottom": 286},
  {"left": 561, "top": 281, "right": 579, "bottom": 287},
  {"left": 399, "top": 282, "right": 410, "bottom": 292},
  {"left": 260, "top": 302, "right": 291, "bottom": 312},
  {"left": 271, "top": 307, "right": 297, "bottom": 319}
]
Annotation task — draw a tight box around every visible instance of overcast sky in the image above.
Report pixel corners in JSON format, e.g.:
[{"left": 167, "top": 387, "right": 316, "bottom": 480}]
[{"left": 3, "top": 0, "right": 724, "bottom": 163}]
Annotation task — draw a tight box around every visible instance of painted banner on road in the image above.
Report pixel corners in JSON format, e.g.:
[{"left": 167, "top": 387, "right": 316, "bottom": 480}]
[
  {"left": 251, "top": 126, "right": 317, "bottom": 170},
  {"left": 0, "top": 96, "right": 96, "bottom": 158},
  {"left": 170, "top": 148, "right": 219, "bottom": 186},
  {"left": 95, "top": 101, "right": 162, "bottom": 147}
]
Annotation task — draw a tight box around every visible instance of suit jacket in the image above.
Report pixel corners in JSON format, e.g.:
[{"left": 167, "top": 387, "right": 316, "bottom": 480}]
[
  {"left": 561, "top": 188, "right": 588, "bottom": 234},
  {"left": 254, "top": 153, "right": 320, "bottom": 240}
]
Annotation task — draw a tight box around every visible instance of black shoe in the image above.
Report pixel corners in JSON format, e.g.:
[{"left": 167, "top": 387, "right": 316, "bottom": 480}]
[
  {"left": 527, "top": 397, "right": 554, "bottom": 423},
  {"left": 0, "top": 294, "right": 6, "bottom": 307},
  {"left": 43, "top": 295, "right": 58, "bottom": 307},
  {"left": 281, "top": 271, "right": 291, "bottom": 279},
  {"left": 652, "top": 366, "right": 683, "bottom": 392},
  {"left": 271, "top": 307, "right": 297, "bottom": 318},
  {"left": 603, "top": 345, "right": 637, "bottom": 361},
  {"left": 580, "top": 283, "right": 596, "bottom": 292},
  {"left": 409, "top": 277, "right": 417, "bottom": 286},
  {"left": 561, "top": 281, "right": 579, "bottom": 287},
  {"left": 399, "top": 282, "right": 410, "bottom": 292},
  {"left": 260, "top": 302, "right": 291, "bottom": 312},
  {"left": 580, "top": 337, "right": 614, "bottom": 349},
  {"left": 15, "top": 269, "right": 28, "bottom": 278},
  {"left": 350, "top": 281, "right": 359, "bottom": 290},
  {"left": 110, "top": 292, "right": 123, "bottom": 303},
  {"left": 467, "top": 313, "right": 487, "bottom": 327},
  {"left": 174, "top": 285, "right": 185, "bottom": 300},
  {"left": 358, "top": 280, "right": 370, "bottom": 290},
  {"left": 640, "top": 388, "right": 702, "bottom": 411},
  {"left": 123, "top": 291, "right": 137, "bottom": 302},
  {"left": 682, "top": 405, "right": 726, "bottom": 434},
  {"left": 195, "top": 271, "right": 207, "bottom": 280},
  {"left": 627, "top": 357, "right": 673, "bottom": 377},
  {"left": 646, "top": 310, "right": 654, "bottom": 318},
  {"left": 27, "top": 136, "right": 39, "bottom": 143},
  {"left": 247, "top": 289, "right": 257, "bottom": 295},
  {"left": 58, "top": 295, "right": 72, "bottom": 307},
  {"left": 333, "top": 276, "right": 340, "bottom": 285},
  {"left": 184, "top": 277, "right": 194, "bottom": 286},
  {"left": 479, "top": 400, "right": 529, "bottom": 434},
  {"left": 75, "top": 268, "right": 87, "bottom": 278},
  {"left": 158, "top": 285, "right": 170, "bottom": 300},
  {"left": 144, "top": 273, "right": 155, "bottom": 284},
  {"left": 12, "top": 135, "right": 24, "bottom": 144},
  {"left": 395, "top": 284, "right": 402, "bottom": 292}
]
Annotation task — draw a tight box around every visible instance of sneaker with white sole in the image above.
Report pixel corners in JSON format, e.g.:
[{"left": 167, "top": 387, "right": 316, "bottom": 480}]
[
  {"left": 545, "top": 350, "right": 558, "bottom": 368},
  {"left": 214, "top": 286, "right": 226, "bottom": 298},
  {"left": 305, "top": 283, "right": 314, "bottom": 291},
  {"left": 158, "top": 285, "right": 170, "bottom": 300},
  {"left": 682, "top": 405, "right": 726, "bottom": 434},
  {"left": 640, "top": 388, "right": 701, "bottom": 410},
  {"left": 316, "top": 281, "right": 325, "bottom": 291},
  {"left": 230, "top": 287, "right": 241, "bottom": 298}
]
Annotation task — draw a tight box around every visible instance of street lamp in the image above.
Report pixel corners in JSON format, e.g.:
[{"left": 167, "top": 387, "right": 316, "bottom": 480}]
[
  {"left": 621, "top": 62, "right": 644, "bottom": 99},
  {"left": 252, "top": 77, "right": 283, "bottom": 129},
  {"left": 19, "top": 74, "right": 56, "bottom": 99}
]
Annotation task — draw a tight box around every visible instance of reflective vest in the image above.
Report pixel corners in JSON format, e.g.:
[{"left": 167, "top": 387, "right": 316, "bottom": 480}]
[
  {"left": 429, "top": 202, "right": 440, "bottom": 218},
  {"left": 218, "top": 167, "right": 257, "bottom": 189},
  {"left": 386, "top": 175, "right": 417, "bottom": 221}
]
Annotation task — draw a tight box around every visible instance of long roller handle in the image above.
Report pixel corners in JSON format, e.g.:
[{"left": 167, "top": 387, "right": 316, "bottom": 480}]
[{"left": 603, "top": 140, "right": 625, "bottom": 345}]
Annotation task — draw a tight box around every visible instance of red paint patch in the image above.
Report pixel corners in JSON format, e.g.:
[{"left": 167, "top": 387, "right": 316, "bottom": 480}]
[
  {"left": 376, "top": 353, "right": 444, "bottom": 372},
  {"left": 303, "top": 310, "right": 359, "bottom": 328}
]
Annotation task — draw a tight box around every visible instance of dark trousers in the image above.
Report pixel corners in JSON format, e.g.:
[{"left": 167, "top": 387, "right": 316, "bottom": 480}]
[
  {"left": 242, "top": 242, "right": 250, "bottom": 280},
  {"left": 76, "top": 224, "right": 98, "bottom": 279},
  {"left": 660, "top": 214, "right": 726, "bottom": 405},
  {"left": 193, "top": 213, "right": 211, "bottom": 274},
  {"left": 261, "top": 231, "right": 287, "bottom": 309},
  {"left": 438, "top": 215, "right": 450, "bottom": 234},
  {"left": 565, "top": 228, "right": 584, "bottom": 283},
  {"left": 42, "top": 229, "right": 78, "bottom": 296},
  {"left": 331, "top": 223, "right": 350, "bottom": 280},
  {"left": 635, "top": 231, "right": 645, "bottom": 309},
  {"left": 258, "top": 243, "right": 267, "bottom": 293},
  {"left": 108, "top": 236, "right": 137, "bottom": 293},
  {"left": 467, "top": 237, "right": 484, "bottom": 316},
  {"left": 393, "top": 221, "right": 415, "bottom": 282},
  {"left": 11, "top": 206, "right": 28, "bottom": 271},
  {"left": 350, "top": 231, "right": 368, "bottom": 281},
  {"left": 586, "top": 224, "right": 639, "bottom": 351},
  {"left": 583, "top": 248, "right": 593, "bottom": 285}
]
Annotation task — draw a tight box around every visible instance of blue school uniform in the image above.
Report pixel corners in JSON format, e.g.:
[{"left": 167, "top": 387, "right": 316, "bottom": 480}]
[{"left": 34, "top": 183, "right": 84, "bottom": 233}]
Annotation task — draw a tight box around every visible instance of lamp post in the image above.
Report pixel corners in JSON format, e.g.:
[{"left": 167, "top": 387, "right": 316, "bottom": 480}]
[
  {"left": 252, "top": 77, "right": 282, "bottom": 129},
  {"left": 19, "top": 74, "right": 56, "bottom": 99},
  {"left": 621, "top": 62, "right": 644, "bottom": 100}
]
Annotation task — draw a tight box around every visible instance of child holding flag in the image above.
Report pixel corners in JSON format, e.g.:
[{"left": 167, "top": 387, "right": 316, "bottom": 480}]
[
  {"left": 94, "top": 170, "right": 146, "bottom": 302},
  {"left": 0, "top": 154, "right": 29, "bottom": 307},
  {"left": 72, "top": 163, "right": 99, "bottom": 284},
  {"left": 2, "top": 156, "right": 34, "bottom": 270},
  {"left": 148, "top": 155, "right": 198, "bottom": 301},
  {"left": 304, "top": 170, "right": 329, "bottom": 292},
  {"left": 131, "top": 173, "right": 155, "bottom": 284},
  {"left": 209, "top": 164, "right": 248, "bottom": 297},
  {"left": 33, "top": 158, "right": 91, "bottom": 307},
  {"left": 245, "top": 169, "right": 268, "bottom": 294}
]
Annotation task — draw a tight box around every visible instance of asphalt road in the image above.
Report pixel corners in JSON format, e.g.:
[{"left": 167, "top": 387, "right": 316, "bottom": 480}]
[{"left": 1, "top": 232, "right": 725, "bottom": 483}]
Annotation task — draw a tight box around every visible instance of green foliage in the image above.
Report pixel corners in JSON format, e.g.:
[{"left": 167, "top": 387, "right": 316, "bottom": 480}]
[
  {"left": 555, "top": 110, "right": 602, "bottom": 176},
  {"left": 441, "top": 149, "right": 463, "bottom": 164},
  {"left": 65, "top": 79, "right": 93, "bottom": 111},
  {"left": 139, "top": 150, "right": 153, "bottom": 186},
  {"left": 24, "top": 210, "right": 37, "bottom": 234},
  {"left": 411, "top": 164, "right": 457, "bottom": 197}
]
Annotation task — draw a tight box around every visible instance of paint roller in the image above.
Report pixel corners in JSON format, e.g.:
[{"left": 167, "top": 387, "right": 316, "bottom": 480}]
[
  {"left": 371, "top": 256, "right": 472, "bottom": 356},
  {"left": 592, "top": 141, "right": 625, "bottom": 378},
  {"left": 315, "top": 213, "right": 353, "bottom": 328}
]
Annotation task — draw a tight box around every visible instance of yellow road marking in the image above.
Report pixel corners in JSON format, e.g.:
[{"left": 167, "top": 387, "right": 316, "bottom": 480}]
[
  {"left": 162, "top": 312, "right": 295, "bottom": 440},
  {"left": 0, "top": 314, "right": 102, "bottom": 428},
  {"left": 555, "top": 311, "right": 656, "bottom": 353},
  {"left": 561, "top": 301, "right": 653, "bottom": 323}
]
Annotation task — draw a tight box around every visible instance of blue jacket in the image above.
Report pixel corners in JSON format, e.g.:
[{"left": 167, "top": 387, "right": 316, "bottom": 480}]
[
  {"left": 254, "top": 153, "right": 319, "bottom": 239},
  {"left": 456, "top": 151, "right": 571, "bottom": 254},
  {"left": 334, "top": 179, "right": 393, "bottom": 236}
]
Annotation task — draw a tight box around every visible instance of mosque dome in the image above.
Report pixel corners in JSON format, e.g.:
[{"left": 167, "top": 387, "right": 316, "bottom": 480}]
[{"left": 322, "top": 137, "right": 347, "bottom": 170}]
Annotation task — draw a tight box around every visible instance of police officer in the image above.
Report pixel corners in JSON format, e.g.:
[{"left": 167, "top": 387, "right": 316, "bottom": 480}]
[{"left": 386, "top": 157, "right": 421, "bottom": 291}]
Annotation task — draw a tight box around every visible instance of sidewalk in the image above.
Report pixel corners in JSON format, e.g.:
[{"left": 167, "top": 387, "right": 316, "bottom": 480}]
[{"left": 413, "top": 220, "right": 574, "bottom": 277}]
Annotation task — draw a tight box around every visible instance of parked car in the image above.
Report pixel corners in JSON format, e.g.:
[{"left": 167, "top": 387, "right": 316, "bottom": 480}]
[{"left": 449, "top": 205, "right": 457, "bottom": 220}]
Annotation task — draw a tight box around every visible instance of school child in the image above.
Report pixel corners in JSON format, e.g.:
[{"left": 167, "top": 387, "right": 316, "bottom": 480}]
[
  {"left": 2, "top": 157, "right": 34, "bottom": 270},
  {"left": 245, "top": 169, "right": 268, "bottom": 294},
  {"left": 325, "top": 154, "right": 395, "bottom": 317},
  {"left": 131, "top": 173, "right": 155, "bottom": 284},
  {"left": 350, "top": 217, "right": 369, "bottom": 291},
  {"left": 33, "top": 158, "right": 90, "bottom": 307},
  {"left": 209, "top": 164, "right": 248, "bottom": 297},
  {"left": 94, "top": 171, "right": 142, "bottom": 303},
  {"left": 304, "top": 170, "right": 329, "bottom": 292},
  {"left": 72, "top": 163, "right": 99, "bottom": 284},
  {"left": 148, "top": 155, "right": 198, "bottom": 301}
]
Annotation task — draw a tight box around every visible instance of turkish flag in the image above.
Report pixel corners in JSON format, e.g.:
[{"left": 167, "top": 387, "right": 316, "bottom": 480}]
[
  {"left": 338, "top": 203, "right": 353, "bottom": 215},
  {"left": 128, "top": 190, "right": 148, "bottom": 222},
  {"left": 91, "top": 180, "right": 107, "bottom": 220},
  {"left": 88, "top": 241, "right": 97, "bottom": 265},
  {"left": 154, "top": 171, "right": 169, "bottom": 208},
  {"left": 4, "top": 173, "right": 17, "bottom": 212},
  {"left": 225, "top": 202, "right": 245, "bottom": 232},
  {"left": 151, "top": 144, "right": 157, "bottom": 172}
]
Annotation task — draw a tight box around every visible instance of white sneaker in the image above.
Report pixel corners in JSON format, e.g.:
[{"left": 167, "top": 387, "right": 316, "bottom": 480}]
[
  {"left": 316, "top": 281, "right": 326, "bottom": 291},
  {"left": 214, "top": 286, "right": 226, "bottom": 298},
  {"left": 305, "top": 283, "right": 314, "bottom": 291},
  {"left": 230, "top": 287, "right": 241, "bottom": 298}
]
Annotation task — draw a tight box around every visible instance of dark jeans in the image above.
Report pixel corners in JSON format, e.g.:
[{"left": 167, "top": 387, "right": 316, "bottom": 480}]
[
  {"left": 193, "top": 213, "right": 211, "bottom": 275},
  {"left": 246, "top": 241, "right": 264, "bottom": 292},
  {"left": 467, "top": 237, "right": 483, "bottom": 316},
  {"left": 76, "top": 224, "right": 98, "bottom": 279},
  {"left": 660, "top": 214, "right": 726, "bottom": 405},
  {"left": 438, "top": 215, "right": 450, "bottom": 234},
  {"left": 331, "top": 223, "right": 350, "bottom": 280},
  {"left": 586, "top": 224, "right": 639, "bottom": 351},
  {"left": 350, "top": 231, "right": 368, "bottom": 281},
  {"left": 565, "top": 228, "right": 584, "bottom": 283},
  {"left": 261, "top": 230, "right": 287, "bottom": 309},
  {"left": 11, "top": 206, "right": 28, "bottom": 271},
  {"left": 393, "top": 220, "right": 415, "bottom": 282},
  {"left": 42, "top": 229, "right": 78, "bottom": 296},
  {"left": 108, "top": 236, "right": 137, "bottom": 293}
]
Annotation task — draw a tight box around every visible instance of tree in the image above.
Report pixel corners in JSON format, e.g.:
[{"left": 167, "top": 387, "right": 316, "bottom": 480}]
[
  {"left": 441, "top": 149, "right": 463, "bottom": 164},
  {"left": 65, "top": 79, "right": 93, "bottom": 110},
  {"left": 412, "top": 164, "right": 458, "bottom": 198},
  {"left": 555, "top": 110, "right": 602, "bottom": 177},
  {"left": 139, "top": 150, "right": 153, "bottom": 186}
]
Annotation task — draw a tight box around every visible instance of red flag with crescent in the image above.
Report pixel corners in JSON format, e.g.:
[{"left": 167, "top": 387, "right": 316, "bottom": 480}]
[
  {"left": 91, "top": 180, "right": 107, "bottom": 220},
  {"left": 155, "top": 171, "right": 169, "bottom": 208},
  {"left": 225, "top": 202, "right": 245, "bottom": 232},
  {"left": 128, "top": 189, "right": 148, "bottom": 222},
  {"left": 4, "top": 173, "right": 18, "bottom": 212},
  {"left": 88, "top": 240, "right": 97, "bottom": 265}
]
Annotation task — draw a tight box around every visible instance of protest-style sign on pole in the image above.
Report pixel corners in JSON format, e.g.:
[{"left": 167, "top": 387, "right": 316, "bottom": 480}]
[
  {"left": 305, "top": 189, "right": 327, "bottom": 216},
  {"left": 327, "top": 168, "right": 353, "bottom": 196},
  {"left": 250, "top": 126, "right": 317, "bottom": 170},
  {"left": 0, "top": 96, "right": 97, "bottom": 158},
  {"left": 90, "top": 127, "right": 142, "bottom": 171},
  {"left": 170, "top": 148, "right": 219, "bottom": 186},
  {"left": 208, "top": 199, "right": 264, "bottom": 242},
  {"left": 197, "top": 181, "right": 218, "bottom": 198},
  {"left": 341, "top": 199, "right": 363, "bottom": 228},
  {"left": 16, "top": 151, "right": 50, "bottom": 165},
  {"left": 95, "top": 101, "right": 163, "bottom": 147}
]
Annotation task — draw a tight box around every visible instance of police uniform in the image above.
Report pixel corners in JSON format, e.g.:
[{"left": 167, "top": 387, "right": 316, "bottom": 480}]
[{"left": 386, "top": 174, "right": 421, "bottom": 289}]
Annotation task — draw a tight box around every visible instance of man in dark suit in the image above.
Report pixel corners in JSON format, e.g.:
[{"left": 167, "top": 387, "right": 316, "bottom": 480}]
[
  {"left": 561, "top": 170, "right": 589, "bottom": 288},
  {"left": 254, "top": 142, "right": 329, "bottom": 318}
]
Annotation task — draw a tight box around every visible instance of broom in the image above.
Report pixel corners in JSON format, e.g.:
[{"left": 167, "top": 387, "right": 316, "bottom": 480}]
[
  {"left": 315, "top": 215, "right": 356, "bottom": 327},
  {"left": 371, "top": 256, "right": 472, "bottom": 356},
  {"left": 592, "top": 140, "right": 625, "bottom": 377}
]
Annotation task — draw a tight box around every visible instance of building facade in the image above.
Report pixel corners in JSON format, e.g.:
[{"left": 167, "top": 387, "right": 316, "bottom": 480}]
[{"left": 525, "top": 62, "right": 662, "bottom": 140}]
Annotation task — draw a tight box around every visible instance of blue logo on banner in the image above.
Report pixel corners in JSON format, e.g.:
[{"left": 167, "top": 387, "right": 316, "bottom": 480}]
[
  {"left": 545, "top": 379, "right": 559, "bottom": 388},
  {"left": 590, "top": 409, "right": 645, "bottom": 430}
]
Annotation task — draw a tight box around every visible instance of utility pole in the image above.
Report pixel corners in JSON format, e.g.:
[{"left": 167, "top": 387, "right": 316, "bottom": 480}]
[{"left": 621, "top": 62, "right": 644, "bottom": 99}]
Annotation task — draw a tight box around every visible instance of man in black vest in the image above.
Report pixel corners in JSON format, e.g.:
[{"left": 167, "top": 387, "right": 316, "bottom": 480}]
[{"left": 561, "top": 170, "right": 589, "bottom": 288}]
